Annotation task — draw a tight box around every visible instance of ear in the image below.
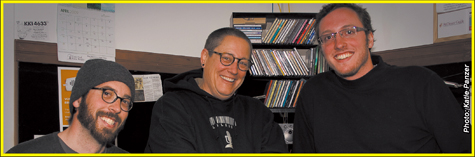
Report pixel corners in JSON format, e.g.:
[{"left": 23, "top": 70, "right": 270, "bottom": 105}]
[
  {"left": 73, "top": 97, "right": 82, "bottom": 108},
  {"left": 367, "top": 32, "right": 374, "bottom": 49},
  {"left": 201, "top": 49, "right": 209, "bottom": 68}
]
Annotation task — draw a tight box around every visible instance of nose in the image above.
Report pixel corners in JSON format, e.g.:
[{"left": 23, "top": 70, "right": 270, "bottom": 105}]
[
  {"left": 108, "top": 100, "right": 122, "bottom": 114},
  {"left": 333, "top": 34, "right": 347, "bottom": 50},
  {"left": 227, "top": 60, "right": 239, "bottom": 75}
]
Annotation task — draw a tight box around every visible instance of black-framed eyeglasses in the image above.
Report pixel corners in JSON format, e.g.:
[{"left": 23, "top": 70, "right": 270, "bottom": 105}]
[
  {"left": 91, "top": 87, "right": 133, "bottom": 112},
  {"left": 211, "top": 50, "right": 253, "bottom": 71},
  {"left": 318, "top": 26, "right": 367, "bottom": 44}
]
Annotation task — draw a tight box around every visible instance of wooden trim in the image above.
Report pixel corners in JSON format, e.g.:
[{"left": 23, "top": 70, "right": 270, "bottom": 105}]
[
  {"left": 115, "top": 49, "right": 200, "bottom": 74},
  {"left": 373, "top": 38, "right": 471, "bottom": 67},
  {"left": 14, "top": 39, "right": 201, "bottom": 74}
]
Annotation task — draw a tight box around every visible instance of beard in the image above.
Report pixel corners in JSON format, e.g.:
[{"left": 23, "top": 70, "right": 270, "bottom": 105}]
[
  {"left": 76, "top": 98, "right": 126, "bottom": 144},
  {"left": 334, "top": 51, "right": 370, "bottom": 78},
  {"left": 329, "top": 40, "right": 371, "bottom": 79}
]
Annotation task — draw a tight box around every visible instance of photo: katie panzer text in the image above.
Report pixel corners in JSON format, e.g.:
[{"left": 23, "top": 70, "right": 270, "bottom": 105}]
[{"left": 463, "top": 64, "right": 471, "bottom": 134}]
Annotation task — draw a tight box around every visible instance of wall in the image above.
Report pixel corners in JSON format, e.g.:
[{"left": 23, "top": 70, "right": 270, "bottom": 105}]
[
  {"left": 3, "top": 3, "right": 15, "bottom": 153},
  {"left": 3, "top": 3, "right": 434, "bottom": 152},
  {"left": 115, "top": 3, "right": 433, "bottom": 54}
]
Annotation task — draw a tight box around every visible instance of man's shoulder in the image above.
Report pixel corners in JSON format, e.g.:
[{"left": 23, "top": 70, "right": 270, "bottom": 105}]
[
  {"left": 160, "top": 89, "right": 195, "bottom": 100},
  {"left": 156, "top": 90, "right": 199, "bottom": 108},
  {"left": 6, "top": 132, "right": 63, "bottom": 153},
  {"left": 236, "top": 94, "right": 264, "bottom": 106},
  {"left": 305, "top": 71, "right": 334, "bottom": 85},
  {"left": 390, "top": 64, "right": 431, "bottom": 72},
  {"left": 234, "top": 95, "right": 262, "bottom": 107},
  {"left": 387, "top": 65, "right": 437, "bottom": 79},
  {"left": 106, "top": 145, "right": 129, "bottom": 153}
]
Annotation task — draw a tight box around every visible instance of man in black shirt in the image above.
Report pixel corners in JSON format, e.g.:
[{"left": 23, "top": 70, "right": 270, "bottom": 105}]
[{"left": 293, "top": 3, "right": 471, "bottom": 153}]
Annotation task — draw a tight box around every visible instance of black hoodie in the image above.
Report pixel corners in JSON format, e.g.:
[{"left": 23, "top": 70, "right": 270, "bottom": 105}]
[{"left": 144, "top": 69, "right": 287, "bottom": 153}]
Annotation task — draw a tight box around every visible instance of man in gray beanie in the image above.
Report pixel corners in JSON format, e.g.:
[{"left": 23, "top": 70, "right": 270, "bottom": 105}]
[{"left": 7, "top": 59, "right": 135, "bottom": 153}]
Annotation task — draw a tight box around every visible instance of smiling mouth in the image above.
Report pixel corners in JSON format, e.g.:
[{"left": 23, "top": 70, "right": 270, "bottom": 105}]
[
  {"left": 335, "top": 52, "right": 354, "bottom": 60},
  {"left": 221, "top": 75, "right": 235, "bottom": 82},
  {"left": 100, "top": 116, "right": 116, "bottom": 126}
]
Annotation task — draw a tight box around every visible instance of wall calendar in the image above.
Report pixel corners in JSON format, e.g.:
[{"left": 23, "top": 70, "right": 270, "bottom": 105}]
[{"left": 57, "top": 4, "right": 116, "bottom": 63}]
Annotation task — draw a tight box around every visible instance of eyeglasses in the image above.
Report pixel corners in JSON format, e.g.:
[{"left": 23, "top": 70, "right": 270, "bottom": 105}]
[
  {"left": 211, "top": 50, "right": 252, "bottom": 71},
  {"left": 91, "top": 87, "right": 133, "bottom": 112},
  {"left": 318, "top": 26, "right": 367, "bottom": 44}
]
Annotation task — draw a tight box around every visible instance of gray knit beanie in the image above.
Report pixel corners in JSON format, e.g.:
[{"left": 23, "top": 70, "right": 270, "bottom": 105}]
[{"left": 69, "top": 59, "right": 135, "bottom": 115}]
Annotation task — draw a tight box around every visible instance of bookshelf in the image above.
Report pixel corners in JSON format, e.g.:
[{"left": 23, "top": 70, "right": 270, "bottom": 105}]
[
  {"left": 232, "top": 12, "right": 325, "bottom": 111},
  {"left": 232, "top": 12, "right": 318, "bottom": 46},
  {"left": 232, "top": 12, "right": 324, "bottom": 151}
]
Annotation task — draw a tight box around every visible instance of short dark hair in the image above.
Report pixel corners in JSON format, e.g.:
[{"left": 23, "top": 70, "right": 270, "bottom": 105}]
[
  {"left": 68, "top": 92, "right": 88, "bottom": 125},
  {"left": 204, "top": 27, "right": 253, "bottom": 57},
  {"left": 315, "top": 3, "right": 376, "bottom": 45}
]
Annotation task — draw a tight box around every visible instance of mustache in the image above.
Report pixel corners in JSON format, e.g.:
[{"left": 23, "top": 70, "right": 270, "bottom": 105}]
[{"left": 96, "top": 111, "right": 122, "bottom": 124}]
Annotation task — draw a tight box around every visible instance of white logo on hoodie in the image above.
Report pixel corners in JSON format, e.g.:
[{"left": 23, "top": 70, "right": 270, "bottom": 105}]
[
  {"left": 209, "top": 116, "right": 236, "bottom": 129},
  {"left": 225, "top": 131, "right": 233, "bottom": 149}
]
